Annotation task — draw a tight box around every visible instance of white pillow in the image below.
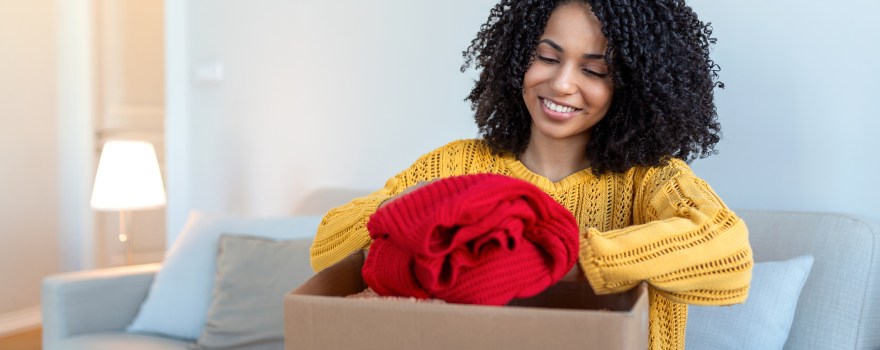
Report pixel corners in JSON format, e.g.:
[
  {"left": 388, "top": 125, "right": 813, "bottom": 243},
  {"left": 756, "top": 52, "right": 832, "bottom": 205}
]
[
  {"left": 126, "top": 211, "right": 322, "bottom": 340},
  {"left": 685, "top": 255, "right": 814, "bottom": 350}
]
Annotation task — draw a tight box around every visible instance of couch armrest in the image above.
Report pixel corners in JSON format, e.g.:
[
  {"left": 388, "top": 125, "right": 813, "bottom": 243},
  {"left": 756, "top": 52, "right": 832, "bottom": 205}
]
[
  {"left": 739, "top": 210, "right": 880, "bottom": 349},
  {"left": 41, "top": 263, "right": 161, "bottom": 348}
]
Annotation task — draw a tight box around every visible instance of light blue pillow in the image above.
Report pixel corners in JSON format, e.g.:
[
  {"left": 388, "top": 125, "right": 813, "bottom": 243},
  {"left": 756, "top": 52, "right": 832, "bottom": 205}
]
[
  {"left": 127, "top": 211, "right": 322, "bottom": 340},
  {"left": 686, "top": 255, "right": 814, "bottom": 350}
]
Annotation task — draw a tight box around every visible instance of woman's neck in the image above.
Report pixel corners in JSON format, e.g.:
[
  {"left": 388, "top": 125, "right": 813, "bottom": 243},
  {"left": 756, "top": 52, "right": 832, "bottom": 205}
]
[{"left": 518, "top": 136, "right": 590, "bottom": 183}]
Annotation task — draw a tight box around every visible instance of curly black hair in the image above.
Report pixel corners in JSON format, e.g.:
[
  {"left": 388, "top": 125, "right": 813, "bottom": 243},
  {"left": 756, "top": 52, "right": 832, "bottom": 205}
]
[{"left": 462, "top": 0, "right": 723, "bottom": 174}]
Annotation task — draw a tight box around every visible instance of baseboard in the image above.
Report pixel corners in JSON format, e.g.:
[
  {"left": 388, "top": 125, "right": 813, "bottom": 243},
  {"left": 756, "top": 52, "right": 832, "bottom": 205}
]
[{"left": 0, "top": 307, "right": 41, "bottom": 337}]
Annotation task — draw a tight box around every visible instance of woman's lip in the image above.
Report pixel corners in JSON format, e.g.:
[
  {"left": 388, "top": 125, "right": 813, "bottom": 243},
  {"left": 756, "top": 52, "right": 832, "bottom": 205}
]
[{"left": 540, "top": 98, "right": 580, "bottom": 121}]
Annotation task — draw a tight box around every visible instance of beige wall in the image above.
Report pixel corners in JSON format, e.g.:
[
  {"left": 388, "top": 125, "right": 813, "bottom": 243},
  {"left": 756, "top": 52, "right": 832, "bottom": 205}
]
[
  {"left": 0, "top": 0, "right": 62, "bottom": 314},
  {"left": 94, "top": 0, "right": 166, "bottom": 267},
  {"left": 0, "top": 0, "right": 164, "bottom": 323}
]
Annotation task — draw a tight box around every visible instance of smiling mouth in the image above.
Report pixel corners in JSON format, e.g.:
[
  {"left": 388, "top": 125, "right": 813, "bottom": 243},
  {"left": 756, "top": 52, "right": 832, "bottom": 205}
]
[{"left": 541, "top": 98, "right": 581, "bottom": 114}]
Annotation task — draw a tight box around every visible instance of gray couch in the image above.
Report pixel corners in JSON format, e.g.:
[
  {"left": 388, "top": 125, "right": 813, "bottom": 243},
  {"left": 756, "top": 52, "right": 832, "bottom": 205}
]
[{"left": 41, "top": 210, "right": 880, "bottom": 349}]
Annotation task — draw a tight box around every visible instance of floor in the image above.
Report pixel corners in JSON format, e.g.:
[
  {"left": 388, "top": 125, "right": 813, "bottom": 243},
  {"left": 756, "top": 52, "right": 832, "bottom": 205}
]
[{"left": 0, "top": 328, "right": 41, "bottom": 350}]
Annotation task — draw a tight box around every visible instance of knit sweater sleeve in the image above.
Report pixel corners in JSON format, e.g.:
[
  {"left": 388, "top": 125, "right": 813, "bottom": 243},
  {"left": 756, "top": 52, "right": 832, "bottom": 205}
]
[
  {"left": 578, "top": 159, "right": 753, "bottom": 305},
  {"left": 308, "top": 140, "right": 471, "bottom": 272}
]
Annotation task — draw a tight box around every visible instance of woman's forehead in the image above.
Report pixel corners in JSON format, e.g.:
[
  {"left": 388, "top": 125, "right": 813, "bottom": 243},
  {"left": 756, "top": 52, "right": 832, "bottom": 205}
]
[{"left": 540, "top": 3, "right": 608, "bottom": 54}]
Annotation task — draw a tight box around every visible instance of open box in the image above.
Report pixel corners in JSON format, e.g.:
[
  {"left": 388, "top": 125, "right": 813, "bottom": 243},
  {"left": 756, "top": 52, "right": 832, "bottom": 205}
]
[{"left": 284, "top": 250, "right": 648, "bottom": 350}]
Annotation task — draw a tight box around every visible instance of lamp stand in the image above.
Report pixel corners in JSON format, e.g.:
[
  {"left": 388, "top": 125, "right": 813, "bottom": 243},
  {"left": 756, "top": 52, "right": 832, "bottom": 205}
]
[{"left": 118, "top": 210, "right": 133, "bottom": 265}]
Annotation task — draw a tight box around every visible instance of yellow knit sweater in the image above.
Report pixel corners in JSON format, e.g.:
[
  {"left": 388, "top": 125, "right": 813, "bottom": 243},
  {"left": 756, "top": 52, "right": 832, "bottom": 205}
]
[{"left": 310, "top": 139, "right": 752, "bottom": 350}]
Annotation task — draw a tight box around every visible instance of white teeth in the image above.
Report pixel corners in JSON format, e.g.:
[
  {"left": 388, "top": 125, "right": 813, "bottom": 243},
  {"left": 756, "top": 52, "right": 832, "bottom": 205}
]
[{"left": 542, "top": 98, "right": 577, "bottom": 113}]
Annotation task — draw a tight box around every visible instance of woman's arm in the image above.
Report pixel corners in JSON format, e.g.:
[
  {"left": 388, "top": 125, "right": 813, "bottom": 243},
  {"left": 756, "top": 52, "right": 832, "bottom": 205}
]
[
  {"left": 308, "top": 140, "right": 472, "bottom": 272},
  {"left": 308, "top": 186, "right": 396, "bottom": 272},
  {"left": 579, "top": 160, "right": 753, "bottom": 306},
  {"left": 309, "top": 177, "right": 437, "bottom": 272}
]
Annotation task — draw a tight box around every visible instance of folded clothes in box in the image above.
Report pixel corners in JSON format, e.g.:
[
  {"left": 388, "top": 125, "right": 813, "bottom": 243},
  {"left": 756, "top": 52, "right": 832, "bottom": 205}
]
[{"left": 284, "top": 251, "right": 648, "bottom": 350}]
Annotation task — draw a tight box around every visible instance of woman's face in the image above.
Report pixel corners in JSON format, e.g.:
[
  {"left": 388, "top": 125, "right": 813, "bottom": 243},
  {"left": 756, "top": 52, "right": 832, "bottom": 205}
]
[{"left": 522, "top": 2, "right": 614, "bottom": 148}]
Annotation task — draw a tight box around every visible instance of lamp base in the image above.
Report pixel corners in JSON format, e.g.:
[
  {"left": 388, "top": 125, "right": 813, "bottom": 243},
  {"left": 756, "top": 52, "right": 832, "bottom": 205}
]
[{"left": 119, "top": 210, "right": 133, "bottom": 265}]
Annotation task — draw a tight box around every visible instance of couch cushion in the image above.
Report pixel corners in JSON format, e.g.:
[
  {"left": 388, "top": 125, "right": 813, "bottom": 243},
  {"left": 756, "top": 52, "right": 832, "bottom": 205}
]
[
  {"left": 686, "top": 255, "right": 814, "bottom": 349},
  {"left": 56, "top": 332, "right": 192, "bottom": 350},
  {"left": 195, "top": 235, "right": 314, "bottom": 349},
  {"left": 738, "top": 210, "right": 880, "bottom": 350},
  {"left": 127, "top": 212, "right": 322, "bottom": 340}
]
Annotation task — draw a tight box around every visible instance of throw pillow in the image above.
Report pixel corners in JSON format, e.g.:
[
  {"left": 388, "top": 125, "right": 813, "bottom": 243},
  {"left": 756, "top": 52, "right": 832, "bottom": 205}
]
[
  {"left": 685, "top": 255, "right": 814, "bottom": 350},
  {"left": 194, "top": 235, "right": 314, "bottom": 350},
  {"left": 127, "top": 211, "right": 322, "bottom": 340}
]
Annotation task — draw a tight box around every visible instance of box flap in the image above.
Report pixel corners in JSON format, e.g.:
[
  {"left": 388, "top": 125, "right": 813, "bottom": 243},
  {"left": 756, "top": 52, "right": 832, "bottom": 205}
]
[{"left": 293, "top": 250, "right": 366, "bottom": 297}]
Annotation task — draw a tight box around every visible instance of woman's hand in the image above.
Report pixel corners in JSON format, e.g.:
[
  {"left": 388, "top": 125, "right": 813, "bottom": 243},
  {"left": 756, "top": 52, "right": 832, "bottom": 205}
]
[
  {"left": 369, "top": 180, "right": 436, "bottom": 261},
  {"left": 378, "top": 180, "right": 436, "bottom": 209}
]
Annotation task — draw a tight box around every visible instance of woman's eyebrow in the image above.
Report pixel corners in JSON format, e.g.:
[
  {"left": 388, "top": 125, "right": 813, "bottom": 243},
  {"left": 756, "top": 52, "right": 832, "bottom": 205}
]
[{"left": 539, "top": 39, "right": 605, "bottom": 60}]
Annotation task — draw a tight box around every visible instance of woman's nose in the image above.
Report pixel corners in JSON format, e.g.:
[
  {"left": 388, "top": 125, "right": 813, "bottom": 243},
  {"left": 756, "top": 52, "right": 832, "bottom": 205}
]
[{"left": 550, "top": 66, "right": 577, "bottom": 95}]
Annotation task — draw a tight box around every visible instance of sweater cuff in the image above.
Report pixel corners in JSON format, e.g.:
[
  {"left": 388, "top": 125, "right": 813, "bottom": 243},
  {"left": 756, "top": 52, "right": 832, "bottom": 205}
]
[
  {"left": 579, "top": 227, "right": 613, "bottom": 295},
  {"left": 366, "top": 197, "right": 382, "bottom": 213},
  {"left": 363, "top": 193, "right": 394, "bottom": 241}
]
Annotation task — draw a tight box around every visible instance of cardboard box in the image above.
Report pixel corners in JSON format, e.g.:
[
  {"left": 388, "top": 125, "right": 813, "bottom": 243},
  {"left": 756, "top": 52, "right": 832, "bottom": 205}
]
[{"left": 285, "top": 251, "right": 648, "bottom": 350}]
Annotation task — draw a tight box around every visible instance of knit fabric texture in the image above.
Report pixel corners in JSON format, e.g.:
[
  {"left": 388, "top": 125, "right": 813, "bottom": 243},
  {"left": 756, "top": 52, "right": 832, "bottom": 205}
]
[
  {"left": 363, "top": 173, "right": 580, "bottom": 305},
  {"left": 310, "top": 139, "right": 753, "bottom": 350}
]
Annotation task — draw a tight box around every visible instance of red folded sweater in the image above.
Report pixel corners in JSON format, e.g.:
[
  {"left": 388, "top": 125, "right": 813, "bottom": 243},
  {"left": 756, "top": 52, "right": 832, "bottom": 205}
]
[{"left": 362, "top": 173, "right": 580, "bottom": 305}]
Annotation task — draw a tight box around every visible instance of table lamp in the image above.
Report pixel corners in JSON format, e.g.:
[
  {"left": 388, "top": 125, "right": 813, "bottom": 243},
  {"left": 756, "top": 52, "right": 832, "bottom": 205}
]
[{"left": 90, "top": 140, "right": 167, "bottom": 265}]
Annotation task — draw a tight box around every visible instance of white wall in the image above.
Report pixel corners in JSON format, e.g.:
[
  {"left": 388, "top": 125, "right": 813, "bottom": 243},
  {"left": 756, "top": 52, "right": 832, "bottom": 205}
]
[
  {"left": 0, "top": 0, "right": 61, "bottom": 315},
  {"left": 167, "top": 0, "right": 880, "bottom": 243},
  {"left": 167, "top": 0, "right": 497, "bottom": 242},
  {"left": 687, "top": 0, "right": 880, "bottom": 220}
]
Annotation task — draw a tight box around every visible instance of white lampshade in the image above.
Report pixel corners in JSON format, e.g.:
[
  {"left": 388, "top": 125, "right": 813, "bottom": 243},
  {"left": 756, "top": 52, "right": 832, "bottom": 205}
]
[{"left": 91, "top": 140, "right": 167, "bottom": 210}]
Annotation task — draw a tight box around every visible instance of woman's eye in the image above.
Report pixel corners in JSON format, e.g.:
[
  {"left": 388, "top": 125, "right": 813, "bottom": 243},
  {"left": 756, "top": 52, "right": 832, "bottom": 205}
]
[
  {"left": 583, "top": 68, "right": 610, "bottom": 78},
  {"left": 537, "top": 56, "right": 559, "bottom": 63}
]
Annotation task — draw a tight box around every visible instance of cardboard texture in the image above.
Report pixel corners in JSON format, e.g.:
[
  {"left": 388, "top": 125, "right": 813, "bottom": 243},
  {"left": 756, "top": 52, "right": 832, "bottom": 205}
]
[{"left": 285, "top": 251, "right": 648, "bottom": 350}]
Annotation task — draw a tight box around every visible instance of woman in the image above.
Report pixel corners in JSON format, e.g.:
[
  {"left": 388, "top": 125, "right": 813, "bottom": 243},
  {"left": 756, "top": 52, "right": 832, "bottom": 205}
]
[{"left": 310, "top": 1, "right": 752, "bottom": 349}]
